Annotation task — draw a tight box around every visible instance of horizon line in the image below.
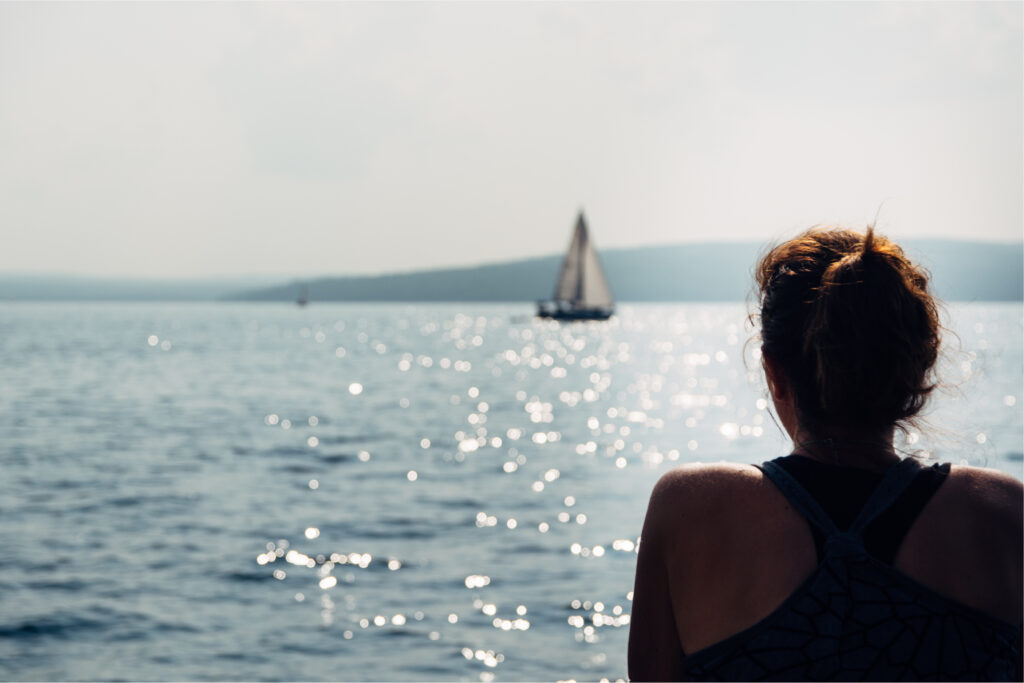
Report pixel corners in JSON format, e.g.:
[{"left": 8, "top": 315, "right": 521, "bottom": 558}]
[{"left": 2, "top": 235, "right": 1021, "bottom": 283}]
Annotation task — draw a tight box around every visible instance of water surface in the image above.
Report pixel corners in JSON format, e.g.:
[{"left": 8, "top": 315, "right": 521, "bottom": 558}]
[{"left": 1, "top": 303, "right": 1020, "bottom": 681}]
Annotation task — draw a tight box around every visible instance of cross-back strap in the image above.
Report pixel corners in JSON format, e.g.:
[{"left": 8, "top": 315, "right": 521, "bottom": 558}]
[
  {"left": 847, "top": 457, "right": 923, "bottom": 535},
  {"left": 757, "top": 460, "right": 840, "bottom": 537},
  {"left": 757, "top": 457, "right": 925, "bottom": 539}
]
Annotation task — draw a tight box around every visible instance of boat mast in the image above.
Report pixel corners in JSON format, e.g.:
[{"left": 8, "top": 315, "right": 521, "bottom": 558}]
[{"left": 574, "top": 213, "right": 587, "bottom": 304}]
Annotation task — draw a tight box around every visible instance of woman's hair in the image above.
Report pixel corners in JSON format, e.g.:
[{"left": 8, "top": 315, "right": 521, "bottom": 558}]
[{"left": 754, "top": 227, "right": 941, "bottom": 433}]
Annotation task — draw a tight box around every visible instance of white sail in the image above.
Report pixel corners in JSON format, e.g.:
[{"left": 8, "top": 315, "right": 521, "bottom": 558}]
[
  {"left": 553, "top": 216, "right": 584, "bottom": 302},
  {"left": 579, "top": 228, "right": 613, "bottom": 307},
  {"left": 553, "top": 212, "right": 613, "bottom": 308}
]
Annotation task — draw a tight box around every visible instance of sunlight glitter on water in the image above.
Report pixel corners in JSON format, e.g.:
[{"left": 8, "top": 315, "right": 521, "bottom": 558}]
[
  {"left": 283, "top": 305, "right": 1011, "bottom": 678},
  {"left": 262, "top": 307, "right": 777, "bottom": 675},
  {"left": 4, "top": 302, "right": 1016, "bottom": 682}
]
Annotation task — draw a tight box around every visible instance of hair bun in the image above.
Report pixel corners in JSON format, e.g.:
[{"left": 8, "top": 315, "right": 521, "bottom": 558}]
[{"left": 756, "top": 226, "right": 941, "bottom": 432}]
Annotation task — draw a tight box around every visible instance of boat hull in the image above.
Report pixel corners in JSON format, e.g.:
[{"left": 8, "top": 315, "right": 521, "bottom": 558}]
[{"left": 536, "top": 301, "right": 613, "bottom": 321}]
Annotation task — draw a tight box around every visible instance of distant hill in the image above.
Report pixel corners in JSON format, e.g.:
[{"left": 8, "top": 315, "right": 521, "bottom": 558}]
[
  {"left": 2, "top": 240, "right": 1019, "bottom": 302},
  {"left": 230, "top": 240, "right": 1023, "bottom": 303},
  {"left": 0, "top": 274, "right": 279, "bottom": 301}
]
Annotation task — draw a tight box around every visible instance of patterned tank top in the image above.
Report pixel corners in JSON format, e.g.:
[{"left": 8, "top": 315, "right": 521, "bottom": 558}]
[{"left": 682, "top": 458, "right": 1021, "bottom": 681}]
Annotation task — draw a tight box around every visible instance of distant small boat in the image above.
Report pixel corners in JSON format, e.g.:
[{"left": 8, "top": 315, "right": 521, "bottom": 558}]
[
  {"left": 296, "top": 285, "right": 308, "bottom": 307},
  {"left": 537, "top": 211, "right": 614, "bottom": 320}
]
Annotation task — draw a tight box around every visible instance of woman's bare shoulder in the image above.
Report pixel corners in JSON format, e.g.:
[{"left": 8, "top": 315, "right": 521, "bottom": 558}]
[
  {"left": 905, "top": 462, "right": 1021, "bottom": 559},
  {"left": 901, "top": 463, "right": 1023, "bottom": 623},
  {"left": 940, "top": 464, "right": 1023, "bottom": 527},
  {"left": 650, "top": 461, "right": 763, "bottom": 500},
  {"left": 644, "top": 462, "right": 770, "bottom": 535}
]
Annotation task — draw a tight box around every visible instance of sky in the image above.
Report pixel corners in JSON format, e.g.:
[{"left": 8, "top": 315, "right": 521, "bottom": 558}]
[{"left": 0, "top": 1, "right": 1021, "bottom": 278}]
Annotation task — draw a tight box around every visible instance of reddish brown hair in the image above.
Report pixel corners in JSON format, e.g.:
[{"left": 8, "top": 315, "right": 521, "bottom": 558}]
[{"left": 755, "top": 227, "right": 941, "bottom": 433}]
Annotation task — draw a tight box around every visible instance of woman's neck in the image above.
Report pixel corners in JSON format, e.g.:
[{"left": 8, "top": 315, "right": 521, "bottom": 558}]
[{"left": 790, "top": 427, "right": 899, "bottom": 471}]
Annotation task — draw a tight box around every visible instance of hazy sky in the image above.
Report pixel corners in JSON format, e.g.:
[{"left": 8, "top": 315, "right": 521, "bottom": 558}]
[{"left": 1, "top": 2, "right": 1021, "bottom": 278}]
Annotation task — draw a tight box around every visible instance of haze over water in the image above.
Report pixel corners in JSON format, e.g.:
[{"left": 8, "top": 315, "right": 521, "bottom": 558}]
[
  {"left": 2, "top": 302, "right": 1019, "bottom": 681},
  {"left": 1, "top": 3, "right": 1020, "bottom": 278}
]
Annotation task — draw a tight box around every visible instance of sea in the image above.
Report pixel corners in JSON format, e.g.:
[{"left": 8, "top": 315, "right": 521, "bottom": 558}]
[{"left": 1, "top": 302, "right": 1021, "bottom": 682}]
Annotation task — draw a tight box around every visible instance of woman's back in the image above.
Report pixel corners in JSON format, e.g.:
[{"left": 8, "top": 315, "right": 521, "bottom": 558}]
[
  {"left": 628, "top": 227, "right": 1023, "bottom": 680},
  {"left": 628, "top": 459, "right": 1023, "bottom": 680}
]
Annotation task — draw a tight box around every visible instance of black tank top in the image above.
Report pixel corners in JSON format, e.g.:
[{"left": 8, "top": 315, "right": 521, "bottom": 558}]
[
  {"left": 682, "top": 456, "right": 1022, "bottom": 681},
  {"left": 773, "top": 454, "right": 951, "bottom": 563}
]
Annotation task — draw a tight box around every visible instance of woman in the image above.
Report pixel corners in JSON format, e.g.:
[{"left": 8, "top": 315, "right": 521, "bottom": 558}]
[{"left": 628, "top": 227, "right": 1022, "bottom": 681}]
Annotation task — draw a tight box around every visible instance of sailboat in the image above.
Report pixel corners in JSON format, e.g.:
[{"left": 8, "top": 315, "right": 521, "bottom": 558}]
[
  {"left": 537, "top": 211, "right": 614, "bottom": 320},
  {"left": 296, "top": 284, "right": 309, "bottom": 307}
]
